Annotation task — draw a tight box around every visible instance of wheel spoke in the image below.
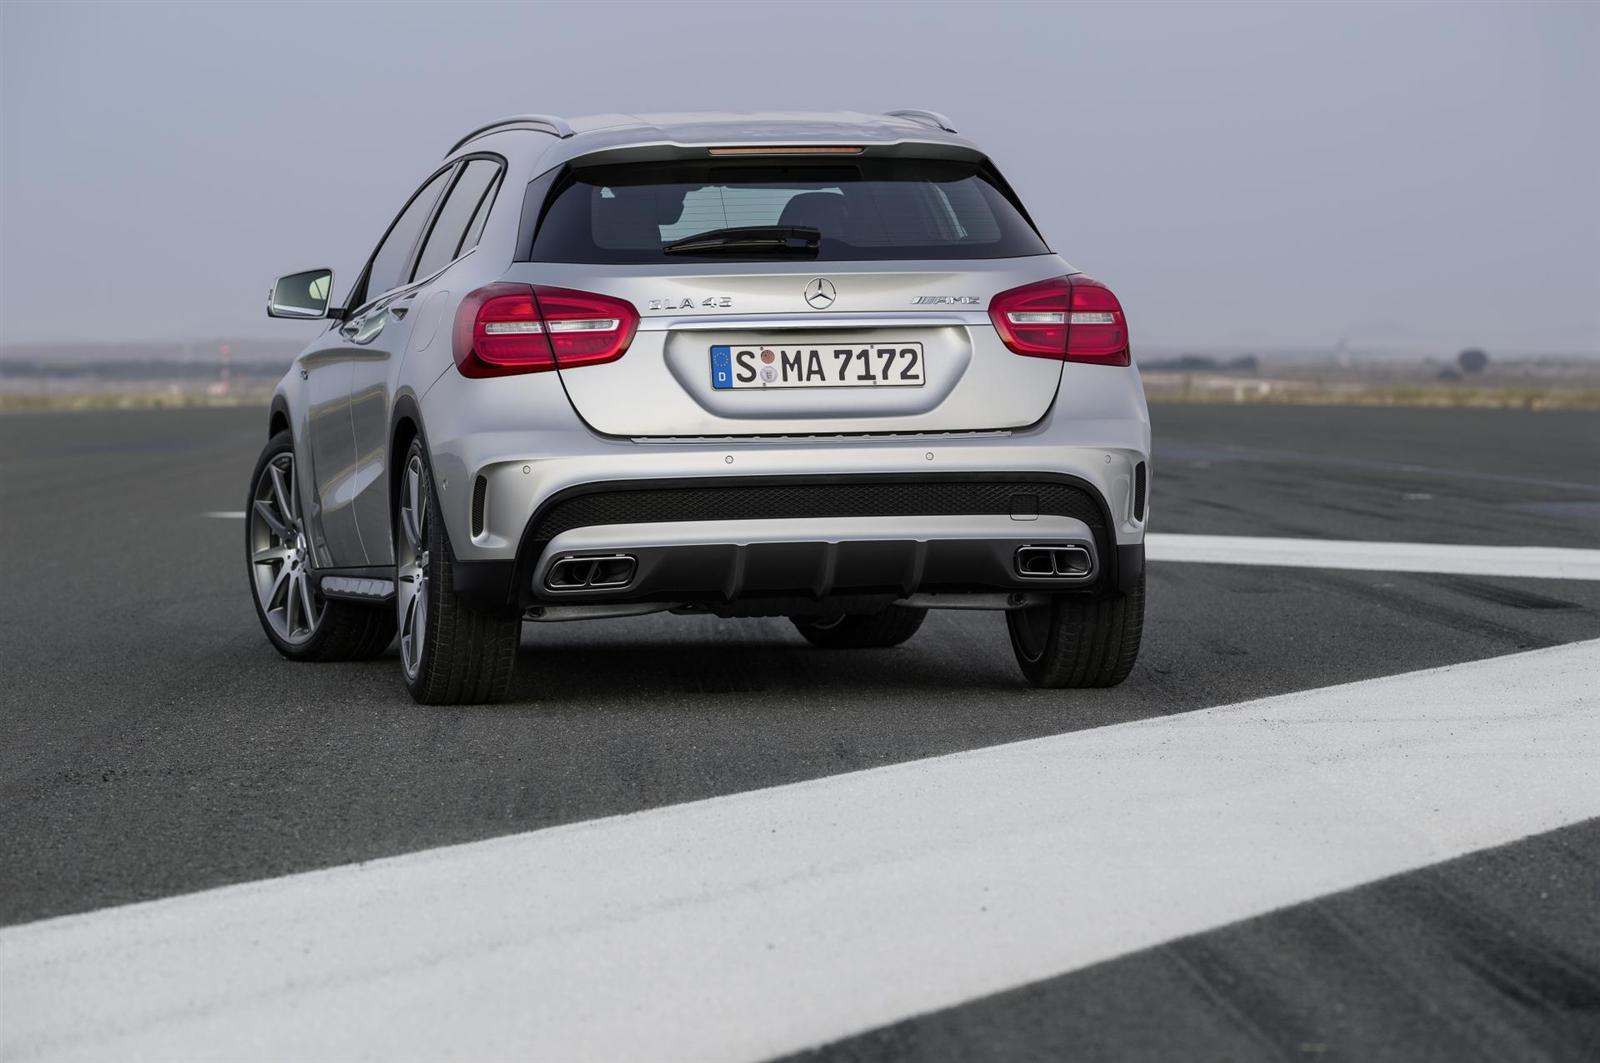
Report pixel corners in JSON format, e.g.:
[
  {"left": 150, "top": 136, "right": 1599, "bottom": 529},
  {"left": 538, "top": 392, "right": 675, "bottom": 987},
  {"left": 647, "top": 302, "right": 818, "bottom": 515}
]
[
  {"left": 285, "top": 572, "right": 301, "bottom": 632},
  {"left": 267, "top": 563, "right": 292, "bottom": 611},
  {"left": 414, "top": 475, "right": 426, "bottom": 543},
  {"left": 401, "top": 507, "right": 422, "bottom": 553},
  {"left": 296, "top": 571, "right": 317, "bottom": 633},
  {"left": 253, "top": 545, "right": 291, "bottom": 564},
  {"left": 401, "top": 463, "right": 424, "bottom": 550},
  {"left": 403, "top": 592, "right": 418, "bottom": 640},
  {"left": 253, "top": 497, "right": 291, "bottom": 541},
  {"left": 268, "top": 463, "right": 294, "bottom": 528},
  {"left": 413, "top": 585, "right": 427, "bottom": 656},
  {"left": 399, "top": 593, "right": 419, "bottom": 665},
  {"left": 284, "top": 460, "right": 299, "bottom": 520}
]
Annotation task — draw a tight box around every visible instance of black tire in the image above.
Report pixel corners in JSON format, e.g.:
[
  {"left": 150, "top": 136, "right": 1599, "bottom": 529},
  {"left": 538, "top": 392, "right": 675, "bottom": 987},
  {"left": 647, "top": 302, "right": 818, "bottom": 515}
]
[
  {"left": 1006, "top": 570, "right": 1145, "bottom": 688},
  {"left": 791, "top": 605, "right": 927, "bottom": 649},
  {"left": 247, "top": 431, "right": 395, "bottom": 662},
  {"left": 395, "top": 438, "right": 519, "bottom": 705}
]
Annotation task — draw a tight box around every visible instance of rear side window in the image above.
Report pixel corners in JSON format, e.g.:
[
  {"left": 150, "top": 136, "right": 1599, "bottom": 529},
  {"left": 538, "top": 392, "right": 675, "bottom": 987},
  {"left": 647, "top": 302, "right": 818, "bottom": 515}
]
[
  {"left": 363, "top": 168, "right": 452, "bottom": 301},
  {"left": 413, "top": 159, "right": 502, "bottom": 281},
  {"left": 458, "top": 170, "right": 501, "bottom": 252},
  {"left": 529, "top": 158, "right": 1048, "bottom": 263}
]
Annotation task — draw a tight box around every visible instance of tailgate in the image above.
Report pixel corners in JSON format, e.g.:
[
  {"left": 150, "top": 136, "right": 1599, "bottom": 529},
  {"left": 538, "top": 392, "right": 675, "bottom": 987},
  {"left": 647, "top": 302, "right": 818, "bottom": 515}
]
[{"left": 548, "top": 264, "right": 1067, "bottom": 437}]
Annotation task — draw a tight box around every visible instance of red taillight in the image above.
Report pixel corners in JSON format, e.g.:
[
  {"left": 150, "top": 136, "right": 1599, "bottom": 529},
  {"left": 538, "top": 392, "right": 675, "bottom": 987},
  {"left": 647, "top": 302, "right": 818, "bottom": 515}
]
[
  {"left": 988, "top": 275, "right": 1130, "bottom": 366},
  {"left": 989, "top": 276, "right": 1070, "bottom": 357},
  {"left": 454, "top": 283, "right": 551, "bottom": 376},
  {"left": 533, "top": 285, "right": 640, "bottom": 367},
  {"left": 453, "top": 283, "right": 638, "bottom": 378},
  {"left": 1062, "top": 277, "right": 1130, "bottom": 365}
]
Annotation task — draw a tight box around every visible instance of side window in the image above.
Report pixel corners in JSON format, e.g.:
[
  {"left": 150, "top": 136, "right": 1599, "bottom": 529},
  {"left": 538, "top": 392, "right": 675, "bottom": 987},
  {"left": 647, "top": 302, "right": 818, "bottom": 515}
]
[
  {"left": 412, "top": 160, "right": 502, "bottom": 281},
  {"left": 361, "top": 167, "right": 453, "bottom": 304},
  {"left": 459, "top": 170, "right": 502, "bottom": 255}
]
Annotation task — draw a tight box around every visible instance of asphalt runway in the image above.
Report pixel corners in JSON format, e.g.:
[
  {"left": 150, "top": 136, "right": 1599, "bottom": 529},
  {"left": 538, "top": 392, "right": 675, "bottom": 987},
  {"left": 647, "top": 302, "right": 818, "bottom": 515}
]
[{"left": 2, "top": 402, "right": 1598, "bottom": 1060}]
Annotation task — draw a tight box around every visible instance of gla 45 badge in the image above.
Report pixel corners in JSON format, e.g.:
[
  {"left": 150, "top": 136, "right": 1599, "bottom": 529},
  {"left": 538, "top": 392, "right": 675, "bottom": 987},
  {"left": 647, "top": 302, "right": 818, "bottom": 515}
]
[{"left": 646, "top": 296, "right": 734, "bottom": 311}]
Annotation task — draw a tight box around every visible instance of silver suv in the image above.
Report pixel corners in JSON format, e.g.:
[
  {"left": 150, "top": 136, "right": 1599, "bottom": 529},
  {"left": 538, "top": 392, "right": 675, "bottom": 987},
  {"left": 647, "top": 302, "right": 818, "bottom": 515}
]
[{"left": 249, "top": 111, "right": 1151, "bottom": 704}]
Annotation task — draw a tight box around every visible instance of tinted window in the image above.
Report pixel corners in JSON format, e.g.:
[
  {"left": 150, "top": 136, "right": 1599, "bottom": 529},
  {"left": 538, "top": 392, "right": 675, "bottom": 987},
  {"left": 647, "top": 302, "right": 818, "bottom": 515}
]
[
  {"left": 413, "top": 160, "right": 501, "bottom": 281},
  {"left": 459, "top": 171, "right": 502, "bottom": 253},
  {"left": 363, "top": 168, "right": 451, "bottom": 302},
  {"left": 530, "top": 158, "right": 1047, "bottom": 263}
]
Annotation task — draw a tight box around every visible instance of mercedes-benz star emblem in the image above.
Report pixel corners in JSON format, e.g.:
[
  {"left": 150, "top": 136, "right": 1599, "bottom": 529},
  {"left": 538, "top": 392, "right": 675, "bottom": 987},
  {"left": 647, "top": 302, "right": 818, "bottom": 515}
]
[{"left": 804, "top": 277, "right": 837, "bottom": 310}]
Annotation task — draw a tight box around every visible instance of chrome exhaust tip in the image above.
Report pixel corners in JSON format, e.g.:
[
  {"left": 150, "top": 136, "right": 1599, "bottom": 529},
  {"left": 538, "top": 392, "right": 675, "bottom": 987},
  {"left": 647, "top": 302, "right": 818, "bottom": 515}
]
[
  {"left": 545, "top": 554, "right": 638, "bottom": 591},
  {"left": 1014, "top": 545, "right": 1093, "bottom": 580}
]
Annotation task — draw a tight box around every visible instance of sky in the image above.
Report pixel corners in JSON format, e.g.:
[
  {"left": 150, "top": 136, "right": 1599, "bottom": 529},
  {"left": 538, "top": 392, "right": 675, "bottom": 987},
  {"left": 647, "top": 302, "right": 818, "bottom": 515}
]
[{"left": 1, "top": 0, "right": 1596, "bottom": 356}]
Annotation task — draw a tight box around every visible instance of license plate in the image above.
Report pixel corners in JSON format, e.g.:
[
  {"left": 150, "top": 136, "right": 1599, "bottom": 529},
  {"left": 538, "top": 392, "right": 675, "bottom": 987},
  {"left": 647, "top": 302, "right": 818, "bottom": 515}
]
[{"left": 710, "top": 343, "right": 925, "bottom": 390}]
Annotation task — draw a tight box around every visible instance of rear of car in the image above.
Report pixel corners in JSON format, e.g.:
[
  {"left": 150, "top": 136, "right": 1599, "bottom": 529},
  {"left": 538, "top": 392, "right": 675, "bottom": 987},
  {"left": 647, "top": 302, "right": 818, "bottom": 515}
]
[{"left": 254, "top": 111, "right": 1150, "bottom": 704}]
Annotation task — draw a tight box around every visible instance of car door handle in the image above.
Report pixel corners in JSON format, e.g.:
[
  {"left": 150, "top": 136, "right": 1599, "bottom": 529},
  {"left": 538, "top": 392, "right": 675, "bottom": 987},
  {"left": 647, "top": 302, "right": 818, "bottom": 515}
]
[{"left": 340, "top": 313, "right": 386, "bottom": 345}]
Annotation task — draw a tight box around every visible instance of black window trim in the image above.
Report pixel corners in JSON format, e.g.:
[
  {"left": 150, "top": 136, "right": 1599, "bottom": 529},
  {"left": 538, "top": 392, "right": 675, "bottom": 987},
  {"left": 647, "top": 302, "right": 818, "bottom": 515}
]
[
  {"left": 452, "top": 167, "right": 504, "bottom": 262},
  {"left": 514, "top": 165, "right": 564, "bottom": 262},
  {"left": 342, "top": 162, "right": 457, "bottom": 318},
  {"left": 341, "top": 151, "right": 507, "bottom": 319},
  {"left": 408, "top": 153, "right": 507, "bottom": 287}
]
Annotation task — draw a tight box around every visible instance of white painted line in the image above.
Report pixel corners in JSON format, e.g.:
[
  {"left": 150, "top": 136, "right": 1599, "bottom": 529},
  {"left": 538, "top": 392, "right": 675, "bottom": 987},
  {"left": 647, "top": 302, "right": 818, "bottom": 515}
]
[
  {"left": 1146, "top": 533, "right": 1600, "bottom": 580},
  {"left": 3, "top": 641, "right": 1597, "bottom": 1063},
  {"left": 200, "top": 511, "right": 244, "bottom": 519}
]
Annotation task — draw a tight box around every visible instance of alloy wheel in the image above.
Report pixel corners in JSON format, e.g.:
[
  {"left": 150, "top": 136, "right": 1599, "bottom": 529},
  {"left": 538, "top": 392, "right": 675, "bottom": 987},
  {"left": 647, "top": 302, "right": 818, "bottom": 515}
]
[
  {"left": 396, "top": 453, "right": 430, "bottom": 680},
  {"left": 249, "top": 451, "right": 324, "bottom": 644}
]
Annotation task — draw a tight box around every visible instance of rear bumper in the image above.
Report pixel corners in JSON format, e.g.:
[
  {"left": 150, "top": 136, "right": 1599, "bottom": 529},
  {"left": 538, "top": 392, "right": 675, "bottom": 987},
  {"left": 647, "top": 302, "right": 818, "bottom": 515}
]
[
  {"left": 450, "top": 472, "right": 1144, "bottom": 611},
  {"left": 535, "top": 514, "right": 1097, "bottom": 602},
  {"left": 453, "top": 540, "right": 1144, "bottom": 612}
]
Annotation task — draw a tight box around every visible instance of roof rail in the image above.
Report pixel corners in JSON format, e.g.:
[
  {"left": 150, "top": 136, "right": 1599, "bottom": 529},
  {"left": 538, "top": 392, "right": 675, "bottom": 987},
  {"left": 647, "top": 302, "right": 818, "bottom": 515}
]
[
  {"left": 884, "top": 109, "right": 957, "bottom": 134},
  {"left": 447, "top": 114, "right": 575, "bottom": 156}
]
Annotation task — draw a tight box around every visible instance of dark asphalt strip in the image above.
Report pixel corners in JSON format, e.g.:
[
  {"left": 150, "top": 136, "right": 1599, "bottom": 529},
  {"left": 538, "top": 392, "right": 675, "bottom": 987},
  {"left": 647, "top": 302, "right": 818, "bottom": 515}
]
[
  {"left": 785, "top": 819, "right": 1600, "bottom": 1063},
  {"left": 1152, "top": 405, "right": 1600, "bottom": 550}
]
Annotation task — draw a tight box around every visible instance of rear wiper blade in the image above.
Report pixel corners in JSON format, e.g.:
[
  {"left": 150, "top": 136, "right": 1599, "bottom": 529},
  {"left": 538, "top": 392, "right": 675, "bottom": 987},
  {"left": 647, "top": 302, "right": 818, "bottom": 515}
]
[{"left": 663, "top": 225, "right": 820, "bottom": 255}]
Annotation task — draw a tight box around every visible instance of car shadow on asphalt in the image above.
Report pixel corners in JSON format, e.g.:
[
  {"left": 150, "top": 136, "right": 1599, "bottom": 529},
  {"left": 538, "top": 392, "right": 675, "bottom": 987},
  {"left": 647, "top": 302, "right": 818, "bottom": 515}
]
[{"left": 505, "top": 639, "right": 1019, "bottom": 705}]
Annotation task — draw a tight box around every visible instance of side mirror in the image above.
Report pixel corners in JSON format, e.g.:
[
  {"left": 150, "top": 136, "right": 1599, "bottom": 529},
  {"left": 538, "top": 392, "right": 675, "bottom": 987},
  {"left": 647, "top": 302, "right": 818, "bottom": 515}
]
[{"left": 268, "top": 268, "right": 335, "bottom": 319}]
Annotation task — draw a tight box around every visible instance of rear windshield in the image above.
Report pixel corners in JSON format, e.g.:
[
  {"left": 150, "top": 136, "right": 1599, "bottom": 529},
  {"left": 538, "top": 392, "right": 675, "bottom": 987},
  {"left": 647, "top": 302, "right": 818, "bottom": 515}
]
[{"left": 528, "top": 158, "right": 1050, "bottom": 263}]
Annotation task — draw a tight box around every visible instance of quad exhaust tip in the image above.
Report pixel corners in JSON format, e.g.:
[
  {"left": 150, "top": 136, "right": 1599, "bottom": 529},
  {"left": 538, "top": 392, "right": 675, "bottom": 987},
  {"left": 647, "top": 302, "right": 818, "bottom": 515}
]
[
  {"left": 545, "top": 554, "right": 638, "bottom": 591},
  {"left": 1015, "top": 545, "right": 1093, "bottom": 580}
]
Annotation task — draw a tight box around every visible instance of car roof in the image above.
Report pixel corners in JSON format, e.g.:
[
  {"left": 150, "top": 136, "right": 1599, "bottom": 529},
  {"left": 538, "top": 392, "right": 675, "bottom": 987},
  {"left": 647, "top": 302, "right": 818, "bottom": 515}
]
[{"left": 446, "top": 110, "right": 981, "bottom": 166}]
